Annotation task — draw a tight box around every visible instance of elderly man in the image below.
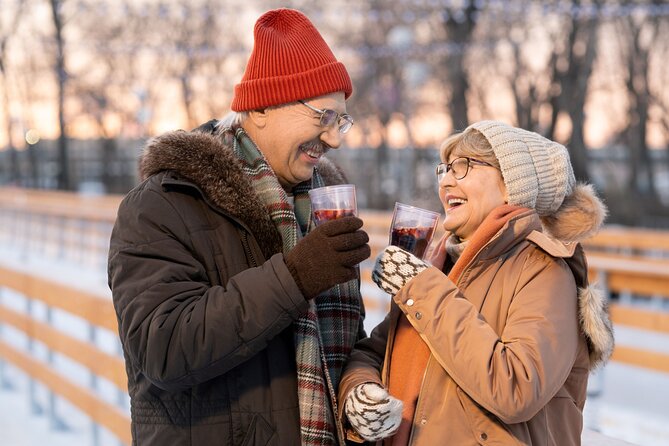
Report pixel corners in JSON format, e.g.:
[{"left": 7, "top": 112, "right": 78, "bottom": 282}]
[{"left": 108, "top": 8, "right": 370, "bottom": 446}]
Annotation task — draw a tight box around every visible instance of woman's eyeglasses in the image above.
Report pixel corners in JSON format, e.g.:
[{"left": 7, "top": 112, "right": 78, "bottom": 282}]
[
  {"left": 436, "top": 157, "right": 497, "bottom": 181},
  {"left": 298, "top": 100, "right": 354, "bottom": 134}
]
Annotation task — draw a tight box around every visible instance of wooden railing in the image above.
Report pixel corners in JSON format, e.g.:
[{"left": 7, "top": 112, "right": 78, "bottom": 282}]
[
  {"left": 0, "top": 264, "right": 130, "bottom": 444},
  {"left": 0, "top": 187, "right": 665, "bottom": 446}
]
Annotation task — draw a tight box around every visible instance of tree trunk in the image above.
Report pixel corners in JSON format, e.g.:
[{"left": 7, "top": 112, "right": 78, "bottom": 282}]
[
  {"left": 50, "top": 0, "right": 71, "bottom": 190},
  {"left": 0, "top": 1, "right": 25, "bottom": 185},
  {"left": 550, "top": 0, "right": 599, "bottom": 183},
  {"left": 0, "top": 59, "right": 19, "bottom": 184},
  {"left": 443, "top": 4, "right": 477, "bottom": 130},
  {"left": 180, "top": 71, "right": 197, "bottom": 129}
]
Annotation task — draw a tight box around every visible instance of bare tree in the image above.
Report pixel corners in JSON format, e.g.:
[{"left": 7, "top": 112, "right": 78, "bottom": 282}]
[
  {"left": 0, "top": 0, "right": 25, "bottom": 184},
  {"left": 546, "top": 0, "right": 601, "bottom": 182},
  {"left": 614, "top": 0, "right": 661, "bottom": 202},
  {"left": 440, "top": 3, "right": 479, "bottom": 130},
  {"left": 322, "top": 0, "right": 420, "bottom": 208},
  {"left": 482, "top": 1, "right": 599, "bottom": 182},
  {"left": 48, "top": 0, "right": 71, "bottom": 190}
]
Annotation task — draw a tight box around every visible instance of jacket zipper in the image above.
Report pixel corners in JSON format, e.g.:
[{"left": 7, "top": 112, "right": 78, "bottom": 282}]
[{"left": 241, "top": 231, "right": 258, "bottom": 267}]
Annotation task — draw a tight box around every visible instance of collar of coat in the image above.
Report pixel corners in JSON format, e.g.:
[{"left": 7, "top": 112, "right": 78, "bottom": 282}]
[
  {"left": 446, "top": 208, "right": 613, "bottom": 370},
  {"left": 137, "top": 121, "right": 347, "bottom": 260}
]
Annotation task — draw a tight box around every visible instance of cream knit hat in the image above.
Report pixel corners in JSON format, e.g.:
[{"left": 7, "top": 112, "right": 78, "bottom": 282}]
[{"left": 469, "top": 120, "right": 576, "bottom": 216}]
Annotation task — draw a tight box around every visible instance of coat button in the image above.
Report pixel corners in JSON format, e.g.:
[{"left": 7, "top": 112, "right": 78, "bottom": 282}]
[
  {"left": 415, "top": 312, "right": 422, "bottom": 320},
  {"left": 480, "top": 432, "right": 488, "bottom": 441},
  {"left": 420, "top": 417, "right": 427, "bottom": 425},
  {"left": 406, "top": 299, "right": 414, "bottom": 306}
]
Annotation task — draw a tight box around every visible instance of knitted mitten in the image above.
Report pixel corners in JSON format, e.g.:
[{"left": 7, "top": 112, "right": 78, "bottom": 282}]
[
  {"left": 344, "top": 383, "right": 403, "bottom": 442},
  {"left": 372, "top": 246, "right": 429, "bottom": 295}
]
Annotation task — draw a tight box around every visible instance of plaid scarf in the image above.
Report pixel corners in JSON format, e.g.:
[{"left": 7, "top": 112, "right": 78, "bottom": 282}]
[{"left": 232, "top": 128, "right": 362, "bottom": 446}]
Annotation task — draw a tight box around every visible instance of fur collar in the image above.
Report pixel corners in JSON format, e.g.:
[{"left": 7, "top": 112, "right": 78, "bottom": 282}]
[{"left": 138, "top": 127, "right": 346, "bottom": 259}]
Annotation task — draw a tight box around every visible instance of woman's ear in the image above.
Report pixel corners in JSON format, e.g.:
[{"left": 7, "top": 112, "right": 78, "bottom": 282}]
[{"left": 498, "top": 176, "right": 509, "bottom": 203}]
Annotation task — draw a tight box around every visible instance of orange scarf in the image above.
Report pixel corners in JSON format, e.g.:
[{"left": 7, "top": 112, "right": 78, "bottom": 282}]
[{"left": 387, "top": 205, "right": 526, "bottom": 446}]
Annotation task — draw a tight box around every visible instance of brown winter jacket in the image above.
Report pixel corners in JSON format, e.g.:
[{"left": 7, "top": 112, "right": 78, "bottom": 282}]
[
  {"left": 108, "top": 122, "right": 365, "bottom": 446},
  {"left": 338, "top": 209, "right": 614, "bottom": 446}
]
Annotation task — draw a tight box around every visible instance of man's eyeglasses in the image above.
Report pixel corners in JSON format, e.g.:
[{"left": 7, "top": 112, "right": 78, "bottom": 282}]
[
  {"left": 298, "top": 100, "right": 354, "bottom": 134},
  {"left": 436, "top": 157, "right": 497, "bottom": 181}
]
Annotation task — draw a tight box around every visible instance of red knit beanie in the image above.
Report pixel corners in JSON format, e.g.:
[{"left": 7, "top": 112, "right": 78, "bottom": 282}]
[{"left": 231, "top": 8, "right": 353, "bottom": 112}]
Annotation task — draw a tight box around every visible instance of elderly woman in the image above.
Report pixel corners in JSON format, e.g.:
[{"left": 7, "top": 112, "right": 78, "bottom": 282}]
[{"left": 338, "top": 121, "right": 614, "bottom": 445}]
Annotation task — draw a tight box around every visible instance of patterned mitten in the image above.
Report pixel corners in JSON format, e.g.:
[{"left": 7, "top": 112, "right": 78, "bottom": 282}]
[
  {"left": 345, "top": 383, "right": 403, "bottom": 442},
  {"left": 372, "top": 246, "right": 429, "bottom": 295}
]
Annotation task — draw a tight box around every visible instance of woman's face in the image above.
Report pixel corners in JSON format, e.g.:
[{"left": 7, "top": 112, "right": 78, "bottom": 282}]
[{"left": 438, "top": 154, "right": 507, "bottom": 241}]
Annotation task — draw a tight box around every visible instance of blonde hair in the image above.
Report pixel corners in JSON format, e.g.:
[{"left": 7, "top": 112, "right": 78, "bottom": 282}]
[{"left": 439, "top": 128, "right": 500, "bottom": 169}]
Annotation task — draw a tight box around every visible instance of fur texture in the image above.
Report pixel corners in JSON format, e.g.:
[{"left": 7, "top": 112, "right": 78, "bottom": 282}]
[
  {"left": 578, "top": 285, "right": 615, "bottom": 370},
  {"left": 139, "top": 127, "right": 346, "bottom": 260},
  {"left": 541, "top": 183, "right": 607, "bottom": 242}
]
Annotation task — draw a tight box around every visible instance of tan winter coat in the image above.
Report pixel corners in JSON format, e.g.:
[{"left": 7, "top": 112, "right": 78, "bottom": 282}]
[{"left": 339, "top": 209, "right": 614, "bottom": 446}]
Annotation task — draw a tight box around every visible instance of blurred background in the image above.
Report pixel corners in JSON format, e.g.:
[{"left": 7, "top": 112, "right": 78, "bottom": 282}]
[
  {"left": 1, "top": 0, "right": 669, "bottom": 222},
  {"left": 1, "top": 0, "right": 668, "bottom": 445}
]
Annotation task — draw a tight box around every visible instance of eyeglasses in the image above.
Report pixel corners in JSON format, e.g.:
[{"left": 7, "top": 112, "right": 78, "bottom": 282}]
[
  {"left": 298, "top": 100, "right": 354, "bottom": 134},
  {"left": 436, "top": 157, "right": 497, "bottom": 181}
]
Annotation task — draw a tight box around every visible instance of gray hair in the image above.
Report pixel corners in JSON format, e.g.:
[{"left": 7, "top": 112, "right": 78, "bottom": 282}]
[{"left": 216, "top": 111, "right": 248, "bottom": 130}]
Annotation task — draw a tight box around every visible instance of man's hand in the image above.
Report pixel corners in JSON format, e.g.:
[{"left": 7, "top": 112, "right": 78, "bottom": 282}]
[{"left": 285, "top": 216, "right": 370, "bottom": 299}]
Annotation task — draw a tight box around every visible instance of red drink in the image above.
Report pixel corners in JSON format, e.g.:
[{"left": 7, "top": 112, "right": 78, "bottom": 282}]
[
  {"left": 313, "top": 208, "right": 356, "bottom": 226},
  {"left": 391, "top": 226, "right": 435, "bottom": 259}
]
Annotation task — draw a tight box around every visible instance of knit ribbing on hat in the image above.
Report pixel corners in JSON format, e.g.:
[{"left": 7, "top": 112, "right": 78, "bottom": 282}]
[
  {"left": 231, "top": 8, "right": 352, "bottom": 111},
  {"left": 470, "top": 121, "right": 575, "bottom": 216}
]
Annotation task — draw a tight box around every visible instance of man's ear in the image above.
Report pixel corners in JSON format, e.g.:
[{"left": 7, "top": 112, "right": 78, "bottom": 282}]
[{"left": 247, "top": 109, "right": 268, "bottom": 128}]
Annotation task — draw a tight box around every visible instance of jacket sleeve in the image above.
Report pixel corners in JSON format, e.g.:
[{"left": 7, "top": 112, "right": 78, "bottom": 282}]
[
  {"left": 394, "top": 254, "right": 580, "bottom": 424},
  {"left": 108, "top": 186, "right": 309, "bottom": 392},
  {"left": 337, "top": 307, "right": 392, "bottom": 422}
]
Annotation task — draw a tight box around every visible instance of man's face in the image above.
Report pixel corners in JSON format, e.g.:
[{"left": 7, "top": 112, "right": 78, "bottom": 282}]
[{"left": 250, "top": 92, "right": 348, "bottom": 191}]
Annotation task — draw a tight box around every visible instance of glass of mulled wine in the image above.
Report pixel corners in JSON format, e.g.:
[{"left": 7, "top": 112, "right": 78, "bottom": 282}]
[
  {"left": 390, "top": 202, "right": 440, "bottom": 259},
  {"left": 309, "top": 184, "right": 358, "bottom": 226}
]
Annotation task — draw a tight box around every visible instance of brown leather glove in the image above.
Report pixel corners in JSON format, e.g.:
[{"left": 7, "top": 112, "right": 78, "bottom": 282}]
[{"left": 285, "top": 216, "right": 371, "bottom": 299}]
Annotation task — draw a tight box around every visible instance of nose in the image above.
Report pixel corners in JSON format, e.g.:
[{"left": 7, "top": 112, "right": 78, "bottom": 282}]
[
  {"left": 319, "top": 126, "right": 343, "bottom": 149},
  {"left": 438, "top": 170, "right": 457, "bottom": 188}
]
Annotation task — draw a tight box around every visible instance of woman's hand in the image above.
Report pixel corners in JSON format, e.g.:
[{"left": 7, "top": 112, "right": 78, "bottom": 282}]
[
  {"left": 372, "top": 246, "right": 429, "bottom": 295},
  {"left": 344, "top": 383, "right": 403, "bottom": 441}
]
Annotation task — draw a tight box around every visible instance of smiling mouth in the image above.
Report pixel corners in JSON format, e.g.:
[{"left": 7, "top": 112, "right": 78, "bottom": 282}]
[
  {"left": 448, "top": 198, "right": 467, "bottom": 209},
  {"left": 299, "top": 143, "right": 327, "bottom": 160}
]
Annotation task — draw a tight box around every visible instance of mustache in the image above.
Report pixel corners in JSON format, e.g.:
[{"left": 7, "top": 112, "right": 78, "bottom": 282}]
[{"left": 299, "top": 141, "right": 330, "bottom": 155}]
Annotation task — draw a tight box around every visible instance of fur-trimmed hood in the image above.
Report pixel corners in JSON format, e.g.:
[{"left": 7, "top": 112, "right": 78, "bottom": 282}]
[
  {"left": 137, "top": 124, "right": 347, "bottom": 259},
  {"left": 529, "top": 222, "right": 614, "bottom": 371},
  {"left": 578, "top": 285, "right": 614, "bottom": 370},
  {"left": 541, "top": 183, "right": 607, "bottom": 243},
  {"left": 536, "top": 183, "right": 613, "bottom": 369}
]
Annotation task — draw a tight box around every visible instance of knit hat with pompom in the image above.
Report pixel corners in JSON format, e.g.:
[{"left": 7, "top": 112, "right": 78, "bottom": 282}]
[{"left": 468, "top": 120, "right": 607, "bottom": 241}]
